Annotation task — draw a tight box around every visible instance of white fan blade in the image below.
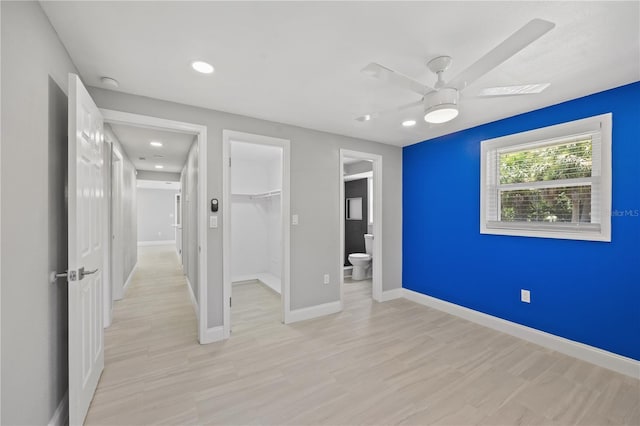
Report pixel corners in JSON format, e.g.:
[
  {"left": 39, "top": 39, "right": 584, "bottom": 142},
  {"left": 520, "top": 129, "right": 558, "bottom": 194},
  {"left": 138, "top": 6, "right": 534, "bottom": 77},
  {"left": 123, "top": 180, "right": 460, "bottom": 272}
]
[
  {"left": 355, "top": 99, "right": 423, "bottom": 122},
  {"left": 448, "top": 19, "right": 555, "bottom": 91},
  {"left": 479, "top": 83, "right": 550, "bottom": 97},
  {"left": 362, "top": 63, "right": 434, "bottom": 96}
]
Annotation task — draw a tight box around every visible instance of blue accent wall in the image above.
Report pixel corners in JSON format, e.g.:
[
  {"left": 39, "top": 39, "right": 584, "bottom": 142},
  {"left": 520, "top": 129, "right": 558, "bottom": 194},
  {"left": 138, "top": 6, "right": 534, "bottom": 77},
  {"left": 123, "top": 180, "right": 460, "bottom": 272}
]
[{"left": 403, "top": 82, "right": 640, "bottom": 360}]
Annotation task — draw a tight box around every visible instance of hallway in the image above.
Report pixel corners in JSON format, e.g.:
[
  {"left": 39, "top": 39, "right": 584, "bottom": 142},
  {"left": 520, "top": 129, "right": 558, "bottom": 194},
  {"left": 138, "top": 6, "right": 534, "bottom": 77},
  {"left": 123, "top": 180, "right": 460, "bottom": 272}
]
[
  {"left": 86, "top": 245, "right": 199, "bottom": 424},
  {"left": 86, "top": 246, "right": 638, "bottom": 425}
]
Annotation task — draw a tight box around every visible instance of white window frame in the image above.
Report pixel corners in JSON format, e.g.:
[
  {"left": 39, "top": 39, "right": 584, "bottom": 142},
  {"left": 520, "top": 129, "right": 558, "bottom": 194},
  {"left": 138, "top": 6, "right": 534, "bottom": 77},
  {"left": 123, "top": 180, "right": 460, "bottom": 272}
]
[{"left": 480, "top": 113, "right": 612, "bottom": 242}]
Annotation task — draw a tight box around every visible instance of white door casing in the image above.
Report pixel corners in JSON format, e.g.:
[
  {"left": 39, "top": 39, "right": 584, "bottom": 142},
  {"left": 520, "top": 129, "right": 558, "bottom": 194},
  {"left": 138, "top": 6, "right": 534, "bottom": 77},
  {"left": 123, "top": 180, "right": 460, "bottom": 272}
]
[
  {"left": 339, "top": 149, "right": 383, "bottom": 304},
  {"left": 68, "top": 74, "right": 105, "bottom": 425},
  {"left": 222, "top": 130, "right": 291, "bottom": 334},
  {"left": 100, "top": 108, "right": 208, "bottom": 343}
]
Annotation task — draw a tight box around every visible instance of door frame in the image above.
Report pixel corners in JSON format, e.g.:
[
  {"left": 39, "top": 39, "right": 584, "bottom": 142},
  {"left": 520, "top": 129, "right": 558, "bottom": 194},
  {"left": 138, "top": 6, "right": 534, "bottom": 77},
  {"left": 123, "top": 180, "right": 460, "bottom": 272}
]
[
  {"left": 339, "top": 149, "right": 383, "bottom": 303},
  {"left": 100, "top": 109, "right": 209, "bottom": 344},
  {"left": 222, "top": 130, "right": 291, "bottom": 336}
]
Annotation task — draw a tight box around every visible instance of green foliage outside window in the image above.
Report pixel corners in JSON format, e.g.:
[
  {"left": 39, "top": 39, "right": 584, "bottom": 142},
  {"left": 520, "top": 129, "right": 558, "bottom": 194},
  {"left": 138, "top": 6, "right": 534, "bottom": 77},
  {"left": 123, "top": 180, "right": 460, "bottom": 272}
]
[{"left": 499, "top": 140, "right": 592, "bottom": 223}]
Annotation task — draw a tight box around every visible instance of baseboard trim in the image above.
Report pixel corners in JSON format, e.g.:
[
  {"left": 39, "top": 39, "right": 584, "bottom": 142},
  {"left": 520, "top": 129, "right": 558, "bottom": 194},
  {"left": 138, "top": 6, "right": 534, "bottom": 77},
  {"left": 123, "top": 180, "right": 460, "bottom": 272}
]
[
  {"left": 47, "top": 391, "right": 68, "bottom": 426},
  {"left": 137, "top": 240, "right": 175, "bottom": 247},
  {"left": 380, "top": 288, "right": 403, "bottom": 302},
  {"left": 232, "top": 274, "right": 282, "bottom": 295},
  {"left": 186, "top": 277, "right": 198, "bottom": 317},
  {"left": 200, "top": 326, "right": 225, "bottom": 344},
  {"left": 402, "top": 289, "right": 640, "bottom": 379},
  {"left": 122, "top": 263, "right": 136, "bottom": 295},
  {"left": 287, "top": 300, "right": 342, "bottom": 324}
]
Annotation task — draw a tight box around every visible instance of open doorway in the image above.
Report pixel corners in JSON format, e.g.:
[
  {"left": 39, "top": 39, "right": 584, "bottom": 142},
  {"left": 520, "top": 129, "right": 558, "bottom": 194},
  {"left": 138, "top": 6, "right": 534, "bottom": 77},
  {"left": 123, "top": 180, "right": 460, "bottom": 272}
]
[
  {"left": 340, "top": 150, "right": 383, "bottom": 306},
  {"left": 222, "top": 130, "right": 291, "bottom": 338},
  {"left": 101, "top": 109, "right": 209, "bottom": 344}
]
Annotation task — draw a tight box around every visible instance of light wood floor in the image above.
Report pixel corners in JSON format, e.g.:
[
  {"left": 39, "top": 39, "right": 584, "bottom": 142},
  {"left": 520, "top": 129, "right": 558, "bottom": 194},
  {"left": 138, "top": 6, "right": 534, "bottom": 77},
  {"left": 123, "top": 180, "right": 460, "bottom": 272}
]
[{"left": 86, "top": 245, "right": 639, "bottom": 425}]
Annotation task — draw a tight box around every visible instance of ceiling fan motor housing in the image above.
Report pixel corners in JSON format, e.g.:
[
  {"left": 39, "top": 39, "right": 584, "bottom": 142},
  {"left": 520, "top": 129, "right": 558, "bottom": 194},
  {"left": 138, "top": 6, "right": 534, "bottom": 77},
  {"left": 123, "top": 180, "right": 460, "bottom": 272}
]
[{"left": 424, "top": 88, "right": 459, "bottom": 123}]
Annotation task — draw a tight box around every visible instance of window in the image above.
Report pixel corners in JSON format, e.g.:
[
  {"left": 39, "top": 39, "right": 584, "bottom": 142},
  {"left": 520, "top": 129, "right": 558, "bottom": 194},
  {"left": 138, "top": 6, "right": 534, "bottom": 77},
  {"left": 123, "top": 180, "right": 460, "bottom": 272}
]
[{"left": 480, "top": 114, "right": 611, "bottom": 241}]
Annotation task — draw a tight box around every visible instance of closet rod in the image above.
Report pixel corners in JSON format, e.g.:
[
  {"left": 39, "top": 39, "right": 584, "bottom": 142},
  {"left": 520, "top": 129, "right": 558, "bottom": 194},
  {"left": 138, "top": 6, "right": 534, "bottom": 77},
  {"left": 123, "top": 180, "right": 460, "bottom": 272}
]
[{"left": 250, "top": 189, "right": 281, "bottom": 199}]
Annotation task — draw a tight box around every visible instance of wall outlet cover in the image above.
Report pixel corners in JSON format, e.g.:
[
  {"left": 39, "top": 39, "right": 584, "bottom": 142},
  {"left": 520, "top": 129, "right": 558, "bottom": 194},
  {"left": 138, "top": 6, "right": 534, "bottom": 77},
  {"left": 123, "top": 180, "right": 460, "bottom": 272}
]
[
  {"left": 521, "top": 289, "right": 531, "bottom": 303},
  {"left": 324, "top": 274, "right": 330, "bottom": 284}
]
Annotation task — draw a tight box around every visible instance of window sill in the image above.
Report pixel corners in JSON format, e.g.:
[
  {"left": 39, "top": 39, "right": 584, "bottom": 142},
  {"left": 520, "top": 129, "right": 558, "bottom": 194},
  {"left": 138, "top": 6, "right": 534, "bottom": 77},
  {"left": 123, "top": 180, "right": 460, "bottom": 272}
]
[{"left": 480, "top": 223, "right": 610, "bottom": 242}]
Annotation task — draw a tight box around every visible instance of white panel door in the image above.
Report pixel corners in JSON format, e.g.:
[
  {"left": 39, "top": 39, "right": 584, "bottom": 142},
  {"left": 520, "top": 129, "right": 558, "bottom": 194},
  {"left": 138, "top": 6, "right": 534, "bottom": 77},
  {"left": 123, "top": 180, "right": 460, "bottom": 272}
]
[{"left": 68, "top": 73, "right": 105, "bottom": 425}]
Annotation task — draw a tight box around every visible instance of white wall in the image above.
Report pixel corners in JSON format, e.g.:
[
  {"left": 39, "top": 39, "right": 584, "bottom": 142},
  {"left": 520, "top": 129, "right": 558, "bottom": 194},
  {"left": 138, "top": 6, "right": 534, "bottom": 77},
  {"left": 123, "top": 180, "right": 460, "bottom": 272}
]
[
  {"left": 231, "top": 154, "right": 282, "bottom": 284},
  {"left": 0, "top": 2, "right": 78, "bottom": 423},
  {"left": 89, "top": 73, "right": 403, "bottom": 331},
  {"left": 137, "top": 188, "right": 178, "bottom": 243}
]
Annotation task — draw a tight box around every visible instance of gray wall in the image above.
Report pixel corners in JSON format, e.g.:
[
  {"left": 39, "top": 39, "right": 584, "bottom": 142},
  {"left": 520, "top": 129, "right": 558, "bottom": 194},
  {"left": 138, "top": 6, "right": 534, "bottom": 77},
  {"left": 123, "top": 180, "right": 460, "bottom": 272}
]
[
  {"left": 121, "top": 152, "right": 137, "bottom": 280},
  {"left": 344, "top": 160, "right": 373, "bottom": 176},
  {"left": 0, "top": 2, "right": 78, "bottom": 423},
  {"left": 137, "top": 170, "right": 180, "bottom": 182},
  {"left": 182, "top": 139, "right": 199, "bottom": 301},
  {"left": 105, "top": 126, "right": 138, "bottom": 284},
  {"left": 88, "top": 87, "right": 403, "bottom": 329},
  {"left": 137, "top": 188, "right": 178, "bottom": 242},
  {"left": 119, "top": 146, "right": 138, "bottom": 283}
]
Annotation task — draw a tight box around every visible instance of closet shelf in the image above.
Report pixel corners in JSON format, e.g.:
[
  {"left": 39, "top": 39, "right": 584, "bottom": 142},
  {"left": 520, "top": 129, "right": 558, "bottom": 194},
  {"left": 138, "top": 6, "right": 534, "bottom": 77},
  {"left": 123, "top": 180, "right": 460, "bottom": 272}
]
[{"left": 232, "top": 189, "right": 281, "bottom": 199}]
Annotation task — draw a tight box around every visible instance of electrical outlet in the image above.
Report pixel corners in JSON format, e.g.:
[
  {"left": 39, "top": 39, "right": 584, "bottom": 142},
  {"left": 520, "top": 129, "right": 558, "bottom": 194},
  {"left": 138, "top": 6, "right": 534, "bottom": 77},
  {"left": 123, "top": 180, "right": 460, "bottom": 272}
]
[
  {"left": 292, "top": 214, "right": 299, "bottom": 225},
  {"left": 521, "top": 289, "right": 531, "bottom": 303},
  {"left": 323, "top": 274, "right": 330, "bottom": 284},
  {"left": 209, "top": 215, "right": 218, "bottom": 228}
]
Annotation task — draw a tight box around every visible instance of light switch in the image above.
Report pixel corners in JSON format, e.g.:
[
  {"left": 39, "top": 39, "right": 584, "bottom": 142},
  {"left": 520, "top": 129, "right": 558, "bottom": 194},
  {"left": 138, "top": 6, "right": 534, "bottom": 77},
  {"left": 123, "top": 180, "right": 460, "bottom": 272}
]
[
  {"left": 209, "top": 215, "right": 218, "bottom": 228},
  {"left": 521, "top": 289, "right": 531, "bottom": 303},
  {"left": 292, "top": 214, "right": 299, "bottom": 225}
]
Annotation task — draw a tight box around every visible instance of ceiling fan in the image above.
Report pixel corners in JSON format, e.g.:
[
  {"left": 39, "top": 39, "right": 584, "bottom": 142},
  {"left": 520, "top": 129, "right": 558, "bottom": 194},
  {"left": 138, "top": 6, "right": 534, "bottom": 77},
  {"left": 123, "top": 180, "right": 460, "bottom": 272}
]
[{"left": 356, "top": 19, "right": 555, "bottom": 125}]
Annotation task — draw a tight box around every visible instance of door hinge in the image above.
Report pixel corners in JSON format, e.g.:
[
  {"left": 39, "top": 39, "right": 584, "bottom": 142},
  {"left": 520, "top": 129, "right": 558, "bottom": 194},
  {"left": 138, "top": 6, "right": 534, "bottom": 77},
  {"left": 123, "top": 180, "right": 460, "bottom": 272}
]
[
  {"left": 230, "top": 297, "right": 232, "bottom": 308},
  {"left": 228, "top": 157, "right": 231, "bottom": 167}
]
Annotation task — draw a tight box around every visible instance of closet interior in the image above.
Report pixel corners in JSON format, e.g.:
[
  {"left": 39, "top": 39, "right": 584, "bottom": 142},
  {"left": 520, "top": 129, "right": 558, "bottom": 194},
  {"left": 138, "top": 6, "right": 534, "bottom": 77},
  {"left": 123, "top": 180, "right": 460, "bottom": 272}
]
[{"left": 230, "top": 141, "right": 283, "bottom": 294}]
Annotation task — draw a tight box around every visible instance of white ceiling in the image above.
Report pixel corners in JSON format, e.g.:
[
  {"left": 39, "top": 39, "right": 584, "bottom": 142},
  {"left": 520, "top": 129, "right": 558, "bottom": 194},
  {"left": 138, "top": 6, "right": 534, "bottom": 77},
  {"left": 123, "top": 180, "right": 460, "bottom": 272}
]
[
  {"left": 43, "top": 2, "right": 639, "bottom": 147},
  {"left": 107, "top": 123, "right": 195, "bottom": 173}
]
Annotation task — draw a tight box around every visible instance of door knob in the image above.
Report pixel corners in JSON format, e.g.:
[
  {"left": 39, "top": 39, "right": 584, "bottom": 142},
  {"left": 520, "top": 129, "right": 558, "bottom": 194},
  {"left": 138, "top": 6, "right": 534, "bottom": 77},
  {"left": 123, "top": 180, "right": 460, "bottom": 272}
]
[
  {"left": 49, "top": 266, "right": 99, "bottom": 283},
  {"left": 79, "top": 267, "right": 99, "bottom": 280}
]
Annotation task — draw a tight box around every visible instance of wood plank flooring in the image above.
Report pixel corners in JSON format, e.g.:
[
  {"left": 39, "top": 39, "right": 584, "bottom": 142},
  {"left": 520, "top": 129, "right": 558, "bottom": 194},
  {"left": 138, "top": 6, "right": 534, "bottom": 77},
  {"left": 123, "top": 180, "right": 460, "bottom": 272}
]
[{"left": 86, "top": 245, "right": 639, "bottom": 425}]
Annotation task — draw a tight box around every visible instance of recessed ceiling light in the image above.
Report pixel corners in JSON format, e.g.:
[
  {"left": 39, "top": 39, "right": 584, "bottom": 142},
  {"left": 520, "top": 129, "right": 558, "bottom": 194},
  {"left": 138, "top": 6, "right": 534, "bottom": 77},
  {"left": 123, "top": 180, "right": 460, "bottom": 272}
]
[
  {"left": 154, "top": 165, "right": 164, "bottom": 169},
  {"left": 355, "top": 113, "right": 374, "bottom": 122},
  {"left": 150, "top": 141, "right": 163, "bottom": 147},
  {"left": 402, "top": 120, "right": 416, "bottom": 127},
  {"left": 191, "top": 61, "right": 214, "bottom": 74}
]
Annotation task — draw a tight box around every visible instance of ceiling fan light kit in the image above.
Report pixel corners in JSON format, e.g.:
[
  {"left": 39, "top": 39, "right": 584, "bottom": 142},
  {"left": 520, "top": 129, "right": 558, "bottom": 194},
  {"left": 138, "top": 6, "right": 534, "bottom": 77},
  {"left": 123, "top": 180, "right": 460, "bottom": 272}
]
[
  {"left": 357, "top": 19, "right": 555, "bottom": 126},
  {"left": 423, "top": 87, "right": 459, "bottom": 124}
]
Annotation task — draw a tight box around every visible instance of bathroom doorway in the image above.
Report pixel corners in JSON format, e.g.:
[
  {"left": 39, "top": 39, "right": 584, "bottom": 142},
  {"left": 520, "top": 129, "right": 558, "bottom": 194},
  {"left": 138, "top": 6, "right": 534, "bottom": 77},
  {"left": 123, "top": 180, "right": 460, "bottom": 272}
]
[
  {"left": 222, "top": 131, "right": 291, "bottom": 338},
  {"left": 340, "top": 150, "right": 383, "bottom": 305}
]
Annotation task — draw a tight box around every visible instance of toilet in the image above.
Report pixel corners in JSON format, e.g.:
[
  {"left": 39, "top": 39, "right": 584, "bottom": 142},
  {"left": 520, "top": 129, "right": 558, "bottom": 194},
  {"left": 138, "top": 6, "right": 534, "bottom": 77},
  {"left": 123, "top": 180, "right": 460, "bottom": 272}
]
[{"left": 348, "top": 234, "right": 373, "bottom": 281}]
